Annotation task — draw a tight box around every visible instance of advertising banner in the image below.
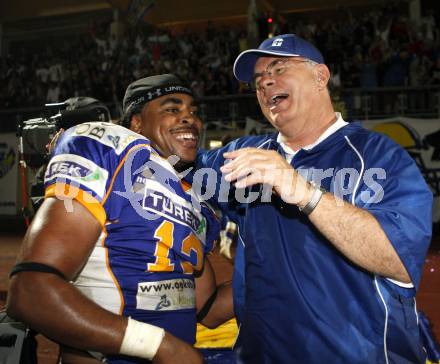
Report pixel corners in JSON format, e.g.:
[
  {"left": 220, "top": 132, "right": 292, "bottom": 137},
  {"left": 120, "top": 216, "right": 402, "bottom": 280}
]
[
  {"left": 362, "top": 117, "right": 440, "bottom": 222},
  {"left": 0, "top": 133, "right": 18, "bottom": 215}
]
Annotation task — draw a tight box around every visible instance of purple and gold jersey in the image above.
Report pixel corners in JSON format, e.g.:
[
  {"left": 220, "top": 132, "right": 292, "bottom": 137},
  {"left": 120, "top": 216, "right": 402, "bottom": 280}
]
[{"left": 44, "top": 122, "right": 218, "bottom": 346}]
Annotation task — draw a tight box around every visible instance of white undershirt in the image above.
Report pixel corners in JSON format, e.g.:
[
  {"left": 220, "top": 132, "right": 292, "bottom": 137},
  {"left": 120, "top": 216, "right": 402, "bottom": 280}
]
[{"left": 277, "top": 112, "right": 348, "bottom": 163}]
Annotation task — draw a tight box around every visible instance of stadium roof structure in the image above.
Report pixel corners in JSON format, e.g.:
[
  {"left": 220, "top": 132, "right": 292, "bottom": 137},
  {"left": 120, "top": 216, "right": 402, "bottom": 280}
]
[{"left": 0, "top": 0, "right": 386, "bottom": 25}]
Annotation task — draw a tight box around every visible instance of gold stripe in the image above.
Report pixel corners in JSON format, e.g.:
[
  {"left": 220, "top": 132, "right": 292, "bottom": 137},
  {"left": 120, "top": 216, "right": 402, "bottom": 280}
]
[
  {"left": 45, "top": 183, "right": 106, "bottom": 227},
  {"left": 180, "top": 179, "right": 192, "bottom": 192}
]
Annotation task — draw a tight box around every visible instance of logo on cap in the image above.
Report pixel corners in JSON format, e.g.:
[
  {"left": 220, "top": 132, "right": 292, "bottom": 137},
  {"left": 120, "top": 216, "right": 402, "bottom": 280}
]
[
  {"left": 147, "top": 88, "right": 162, "bottom": 100},
  {"left": 271, "top": 38, "right": 283, "bottom": 47}
]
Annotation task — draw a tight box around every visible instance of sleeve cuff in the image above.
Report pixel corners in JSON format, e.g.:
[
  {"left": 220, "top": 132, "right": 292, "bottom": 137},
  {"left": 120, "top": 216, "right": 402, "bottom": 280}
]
[{"left": 45, "top": 183, "right": 106, "bottom": 227}]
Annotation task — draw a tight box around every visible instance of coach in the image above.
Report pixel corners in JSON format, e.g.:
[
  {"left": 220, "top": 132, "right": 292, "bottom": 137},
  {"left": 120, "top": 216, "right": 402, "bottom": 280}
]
[{"left": 198, "top": 34, "right": 433, "bottom": 363}]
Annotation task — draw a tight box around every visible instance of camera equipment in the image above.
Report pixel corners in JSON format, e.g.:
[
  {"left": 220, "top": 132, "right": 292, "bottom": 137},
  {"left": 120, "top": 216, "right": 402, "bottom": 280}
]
[
  {"left": 16, "top": 97, "right": 111, "bottom": 223},
  {"left": 19, "top": 97, "right": 111, "bottom": 168}
]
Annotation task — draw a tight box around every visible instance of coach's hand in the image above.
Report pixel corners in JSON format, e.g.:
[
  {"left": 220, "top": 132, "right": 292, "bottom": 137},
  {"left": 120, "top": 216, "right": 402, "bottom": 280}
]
[
  {"left": 153, "top": 332, "right": 204, "bottom": 364},
  {"left": 221, "top": 148, "right": 313, "bottom": 207}
]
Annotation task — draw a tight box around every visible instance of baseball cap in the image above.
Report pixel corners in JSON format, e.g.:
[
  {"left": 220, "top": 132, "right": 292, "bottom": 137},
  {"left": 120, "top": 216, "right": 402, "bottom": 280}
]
[
  {"left": 233, "top": 34, "right": 325, "bottom": 83},
  {"left": 122, "top": 74, "right": 193, "bottom": 117}
]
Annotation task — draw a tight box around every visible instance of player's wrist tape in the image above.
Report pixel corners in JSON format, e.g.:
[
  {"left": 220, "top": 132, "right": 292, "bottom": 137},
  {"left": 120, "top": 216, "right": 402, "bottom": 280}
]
[
  {"left": 299, "top": 182, "right": 325, "bottom": 215},
  {"left": 119, "top": 317, "right": 165, "bottom": 360}
]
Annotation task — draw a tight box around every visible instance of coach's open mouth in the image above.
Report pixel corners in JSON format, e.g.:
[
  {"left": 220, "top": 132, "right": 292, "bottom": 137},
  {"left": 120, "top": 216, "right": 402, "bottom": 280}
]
[{"left": 268, "top": 93, "right": 289, "bottom": 111}]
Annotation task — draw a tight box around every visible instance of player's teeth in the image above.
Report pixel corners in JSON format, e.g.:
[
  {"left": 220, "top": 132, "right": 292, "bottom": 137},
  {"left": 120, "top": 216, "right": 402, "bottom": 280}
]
[{"left": 176, "top": 133, "right": 195, "bottom": 140}]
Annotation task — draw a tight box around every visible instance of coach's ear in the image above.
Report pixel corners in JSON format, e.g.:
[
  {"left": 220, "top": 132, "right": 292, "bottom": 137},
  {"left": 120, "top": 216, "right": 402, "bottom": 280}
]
[
  {"left": 130, "top": 114, "right": 142, "bottom": 134},
  {"left": 316, "top": 64, "right": 330, "bottom": 90}
]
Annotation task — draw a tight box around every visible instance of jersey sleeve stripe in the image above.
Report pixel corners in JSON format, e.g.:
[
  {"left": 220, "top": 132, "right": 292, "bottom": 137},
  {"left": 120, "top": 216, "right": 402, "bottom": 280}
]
[
  {"left": 45, "top": 183, "right": 106, "bottom": 226},
  {"left": 101, "top": 143, "right": 151, "bottom": 206},
  {"left": 180, "top": 179, "right": 192, "bottom": 192}
]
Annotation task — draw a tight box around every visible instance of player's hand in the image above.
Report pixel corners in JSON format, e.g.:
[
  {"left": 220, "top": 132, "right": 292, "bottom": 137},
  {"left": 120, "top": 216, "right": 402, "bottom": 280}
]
[
  {"left": 220, "top": 148, "right": 312, "bottom": 206},
  {"left": 153, "top": 332, "right": 204, "bottom": 364},
  {"left": 46, "top": 128, "right": 64, "bottom": 154}
]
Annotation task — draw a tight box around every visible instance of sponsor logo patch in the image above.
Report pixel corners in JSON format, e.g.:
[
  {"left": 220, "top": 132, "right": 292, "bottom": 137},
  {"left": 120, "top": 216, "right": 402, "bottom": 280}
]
[
  {"left": 46, "top": 161, "right": 96, "bottom": 180},
  {"left": 74, "top": 122, "right": 146, "bottom": 155},
  {"left": 45, "top": 154, "right": 109, "bottom": 198},
  {"left": 136, "top": 278, "right": 195, "bottom": 311}
]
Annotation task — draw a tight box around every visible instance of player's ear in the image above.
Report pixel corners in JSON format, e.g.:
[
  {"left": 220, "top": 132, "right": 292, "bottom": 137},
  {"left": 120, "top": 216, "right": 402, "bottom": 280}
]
[{"left": 130, "top": 114, "right": 142, "bottom": 134}]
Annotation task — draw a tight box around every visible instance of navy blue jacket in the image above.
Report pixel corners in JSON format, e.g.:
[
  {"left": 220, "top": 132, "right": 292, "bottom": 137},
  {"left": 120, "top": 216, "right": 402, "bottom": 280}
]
[{"left": 197, "top": 122, "right": 432, "bottom": 363}]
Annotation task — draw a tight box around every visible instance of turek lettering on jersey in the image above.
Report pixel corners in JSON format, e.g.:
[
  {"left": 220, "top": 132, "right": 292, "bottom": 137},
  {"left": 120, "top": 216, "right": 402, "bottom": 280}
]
[{"left": 146, "top": 191, "right": 200, "bottom": 231}]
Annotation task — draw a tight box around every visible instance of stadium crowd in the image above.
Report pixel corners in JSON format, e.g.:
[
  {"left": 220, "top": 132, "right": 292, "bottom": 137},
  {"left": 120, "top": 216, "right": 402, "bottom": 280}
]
[{"left": 1, "top": 1, "right": 439, "bottom": 110}]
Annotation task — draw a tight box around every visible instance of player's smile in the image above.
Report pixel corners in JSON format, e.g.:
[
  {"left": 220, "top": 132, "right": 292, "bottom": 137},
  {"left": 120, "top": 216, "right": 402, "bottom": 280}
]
[{"left": 170, "top": 125, "right": 199, "bottom": 149}]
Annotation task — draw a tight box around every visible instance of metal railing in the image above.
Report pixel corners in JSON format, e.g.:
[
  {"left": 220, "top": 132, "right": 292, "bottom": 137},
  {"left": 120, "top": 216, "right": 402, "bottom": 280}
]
[
  {"left": 339, "top": 86, "right": 440, "bottom": 120},
  {"left": 1, "top": 86, "right": 439, "bottom": 132},
  {"left": 196, "top": 86, "right": 440, "bottom": 123}
]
